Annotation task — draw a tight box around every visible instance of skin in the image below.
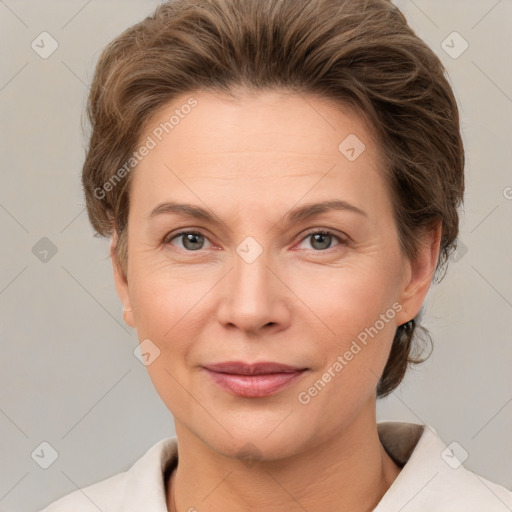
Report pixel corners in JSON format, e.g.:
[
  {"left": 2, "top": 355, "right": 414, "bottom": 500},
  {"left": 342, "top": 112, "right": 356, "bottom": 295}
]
[{"left": 112, "top": 90, "right": 441, "bottom": 512}]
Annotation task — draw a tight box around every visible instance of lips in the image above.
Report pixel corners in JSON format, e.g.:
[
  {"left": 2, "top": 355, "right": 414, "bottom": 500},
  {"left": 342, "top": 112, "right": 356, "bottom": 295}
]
[
  {"left": 204, "top": 361, "right": 306, "bottom": 375},
  {"left": 202, "top": 361, "right": 308, "bottom": 397}
]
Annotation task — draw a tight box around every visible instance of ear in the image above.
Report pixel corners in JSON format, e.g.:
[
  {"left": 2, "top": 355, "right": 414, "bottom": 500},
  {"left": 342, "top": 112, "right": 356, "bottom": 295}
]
[
  {"left": 395, "top": 219, "right": 442, "bottom": 326},
  {"left": 111, "top": 227, "right": 135, "bottom": 328}
]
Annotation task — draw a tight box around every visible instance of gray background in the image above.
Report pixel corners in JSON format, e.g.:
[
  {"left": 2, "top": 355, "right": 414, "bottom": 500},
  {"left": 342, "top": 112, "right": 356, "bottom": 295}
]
[{"left": 0, "top": 1, "right": 511, "bottom": 511}]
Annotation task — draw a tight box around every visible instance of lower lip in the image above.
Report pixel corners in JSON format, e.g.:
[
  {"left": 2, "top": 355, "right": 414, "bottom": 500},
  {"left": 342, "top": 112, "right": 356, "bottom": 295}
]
[{"left": 203, "top": 368, "right": 307, "bottom": 398}]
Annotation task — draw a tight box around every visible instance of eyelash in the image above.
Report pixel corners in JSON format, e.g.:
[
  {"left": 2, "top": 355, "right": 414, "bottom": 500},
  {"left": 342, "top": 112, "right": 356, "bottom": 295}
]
[
  {"left": 297, "top": 229, "right": 348, "bottom": 251},
  {"left": 163, "top": 228, "right": 348, "bottom": 252}
]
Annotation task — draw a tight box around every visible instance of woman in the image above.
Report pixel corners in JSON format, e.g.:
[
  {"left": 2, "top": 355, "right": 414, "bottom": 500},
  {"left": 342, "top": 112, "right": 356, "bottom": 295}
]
[{"left": 40, "top": 0, "right": 512, "bottom": 510}]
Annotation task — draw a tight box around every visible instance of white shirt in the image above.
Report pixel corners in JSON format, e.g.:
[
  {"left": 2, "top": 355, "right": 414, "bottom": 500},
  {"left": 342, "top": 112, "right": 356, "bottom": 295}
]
[{"left": 38, "top": 421, "right": 512, "bottom": 511}]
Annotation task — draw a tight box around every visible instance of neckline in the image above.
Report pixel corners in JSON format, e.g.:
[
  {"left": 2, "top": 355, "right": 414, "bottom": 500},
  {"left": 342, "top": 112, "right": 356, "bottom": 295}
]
[{"left": 161, "top": 422, "right": 426, "bottom": 511}]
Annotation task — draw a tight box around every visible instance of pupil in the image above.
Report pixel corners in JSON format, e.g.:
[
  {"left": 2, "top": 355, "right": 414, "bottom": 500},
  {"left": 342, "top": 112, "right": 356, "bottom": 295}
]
[
  {"left": 184, "top": 233, "right": 203, "bottom": 250},
  {"left": 312, "top": 233, "right": 331, "bottom": 250}
]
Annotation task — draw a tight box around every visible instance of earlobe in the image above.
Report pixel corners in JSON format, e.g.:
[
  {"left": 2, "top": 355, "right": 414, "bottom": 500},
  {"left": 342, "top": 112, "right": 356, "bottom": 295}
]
[
  {"left": 396, "top": 220, "right": 442, "bottom": 325},
  {"left": 122, "top": 307, "right": 135, "bottom": 327}
]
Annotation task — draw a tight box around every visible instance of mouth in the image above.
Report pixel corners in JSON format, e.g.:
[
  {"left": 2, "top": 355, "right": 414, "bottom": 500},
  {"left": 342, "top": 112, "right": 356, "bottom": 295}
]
[{"left": 202, "top": 361, "right": 309, "bottom": 398}]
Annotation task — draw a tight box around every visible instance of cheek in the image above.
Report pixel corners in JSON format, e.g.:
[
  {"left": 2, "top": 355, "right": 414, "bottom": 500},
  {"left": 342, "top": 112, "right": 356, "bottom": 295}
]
[
  {"left": 129, "top": 249, "right": 210, "bottom": 327},
  {"left": 289, "top": 252, "right": 402, "bottom": 395},
  {"left": 128, "top": 267, "right": 207, "bottom": 411},
  {"left": 293, "top": 280, "right": 399, "bottom": 429},
  {"left": 291, "top": 255, "right": 401, "bottom": 339}
]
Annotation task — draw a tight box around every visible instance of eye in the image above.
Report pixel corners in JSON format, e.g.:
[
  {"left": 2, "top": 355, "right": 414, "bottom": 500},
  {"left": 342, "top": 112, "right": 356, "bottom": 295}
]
[
  {"left": 164, "top": 231, "right": 212, "bottom": 251},
  {"left": 297, "top": 230, "right": 346, "bottom": 251},
  {"left": 163, "top": 229, "right": 347, "bottom": 253}
]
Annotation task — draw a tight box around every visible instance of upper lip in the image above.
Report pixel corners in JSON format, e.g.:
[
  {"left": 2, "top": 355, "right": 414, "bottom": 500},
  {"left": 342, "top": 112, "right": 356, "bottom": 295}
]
[{"left": 203, "top": 361, "right": 307, "bottom": 375}]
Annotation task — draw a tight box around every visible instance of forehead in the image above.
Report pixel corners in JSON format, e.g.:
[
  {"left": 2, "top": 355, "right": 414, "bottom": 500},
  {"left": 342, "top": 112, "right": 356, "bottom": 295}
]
[
  {"left": 130, "top": 90, "right": 388, "bottom": 219},
  {"left": 137, "top": 89, "right": 380, "bottom": 166}
]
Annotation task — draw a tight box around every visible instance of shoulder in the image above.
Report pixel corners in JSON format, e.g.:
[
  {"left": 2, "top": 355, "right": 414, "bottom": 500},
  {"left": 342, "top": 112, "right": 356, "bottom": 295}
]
[
  {"left": 454, "top": 472, "right": 512, "bottom": 510},
  {"left": 431, "top": 459, "right": 512, "bottom": 510},
  {"left": 37, "top": 437, "right": 178, "bottom": 512},
  {"left": 36, "top": 471, "right": 127, "bottom": 511},
  {"left": 420, "top": 425, "right": 512, "bottom": 510},
  {"left": 376, "top": 422, "right": 512, "bottom": 511}
]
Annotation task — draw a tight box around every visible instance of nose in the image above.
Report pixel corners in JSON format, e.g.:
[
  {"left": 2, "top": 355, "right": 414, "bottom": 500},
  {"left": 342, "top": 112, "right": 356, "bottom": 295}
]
[{"left": 215, "top": 244, "right": 292, "bottom": 335}]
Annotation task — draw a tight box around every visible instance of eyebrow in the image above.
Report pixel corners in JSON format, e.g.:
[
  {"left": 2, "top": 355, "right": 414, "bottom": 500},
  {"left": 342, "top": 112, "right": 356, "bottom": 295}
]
[{"left": 148, "top": 199, "right": 367, "bottom": 225}]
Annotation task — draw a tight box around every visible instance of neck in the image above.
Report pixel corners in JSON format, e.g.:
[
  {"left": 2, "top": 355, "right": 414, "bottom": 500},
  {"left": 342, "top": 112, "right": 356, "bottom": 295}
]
[{"left": 167, "top": 401, "right": 401, "bottom": 512}]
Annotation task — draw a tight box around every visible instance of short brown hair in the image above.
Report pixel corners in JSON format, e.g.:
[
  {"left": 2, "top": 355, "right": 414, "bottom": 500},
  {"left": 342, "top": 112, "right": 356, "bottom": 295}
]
[{"left": 82, "top": 0, "right": 464, "bottom": 398}]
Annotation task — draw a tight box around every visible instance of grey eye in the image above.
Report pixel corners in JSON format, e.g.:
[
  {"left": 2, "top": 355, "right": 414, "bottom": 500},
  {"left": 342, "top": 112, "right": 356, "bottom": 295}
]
[
  {"left": 181, "top": 232, "right": 205, "bottom": 250},
  {"left": 309, "top": 232, "right": 333, "bottom": 250},
  {"left": 168, "top": 231, "right": 209, "bottom": 251}
]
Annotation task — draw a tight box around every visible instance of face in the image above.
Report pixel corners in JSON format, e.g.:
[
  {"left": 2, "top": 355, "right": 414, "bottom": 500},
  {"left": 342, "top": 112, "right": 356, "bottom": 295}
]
[{"left": 113, "top": 90, "right": 438, "bottom": 459}]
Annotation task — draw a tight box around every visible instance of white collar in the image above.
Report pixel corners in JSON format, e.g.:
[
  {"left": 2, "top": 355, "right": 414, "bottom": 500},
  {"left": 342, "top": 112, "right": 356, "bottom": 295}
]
[{"left": 59, "top": 422, "right": 512, "bottom": 511}]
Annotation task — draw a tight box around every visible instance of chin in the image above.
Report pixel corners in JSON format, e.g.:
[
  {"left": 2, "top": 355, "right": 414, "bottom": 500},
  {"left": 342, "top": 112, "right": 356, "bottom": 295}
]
[{"left": 196, "top": 419, "right": 315, "bottom": 463}]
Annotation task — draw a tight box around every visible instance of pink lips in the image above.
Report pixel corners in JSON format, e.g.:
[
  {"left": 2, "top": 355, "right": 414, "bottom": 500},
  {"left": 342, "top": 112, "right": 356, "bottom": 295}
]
[{"left": 202, "top": 361, "right": 308, "bottom": 398}]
